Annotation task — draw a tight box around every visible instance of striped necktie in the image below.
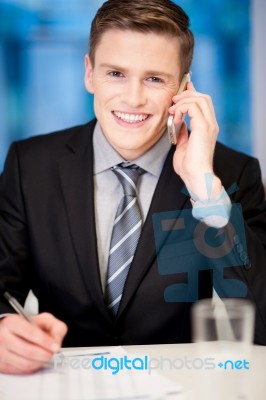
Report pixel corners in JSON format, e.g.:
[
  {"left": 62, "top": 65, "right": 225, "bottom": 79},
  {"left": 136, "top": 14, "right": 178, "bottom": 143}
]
[{"left": 105, "top": 163, "right": 145, "bottom": 316}]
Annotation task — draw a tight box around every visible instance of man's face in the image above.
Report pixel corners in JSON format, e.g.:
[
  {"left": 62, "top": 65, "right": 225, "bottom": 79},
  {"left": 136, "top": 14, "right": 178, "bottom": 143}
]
[{"left": 85, "top": 29, "right": 181, "bottom": 160}]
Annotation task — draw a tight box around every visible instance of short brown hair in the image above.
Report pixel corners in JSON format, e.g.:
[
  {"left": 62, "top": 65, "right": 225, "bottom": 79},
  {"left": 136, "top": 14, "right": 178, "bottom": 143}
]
[{"left": 89, "top": 0, "right": 194, "bottom": 77}]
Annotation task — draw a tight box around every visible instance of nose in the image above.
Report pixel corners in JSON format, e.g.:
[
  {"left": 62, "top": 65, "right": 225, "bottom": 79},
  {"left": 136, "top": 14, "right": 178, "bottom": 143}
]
[{"left": 121, "top": 79, "right": 147, "bottom": 108}]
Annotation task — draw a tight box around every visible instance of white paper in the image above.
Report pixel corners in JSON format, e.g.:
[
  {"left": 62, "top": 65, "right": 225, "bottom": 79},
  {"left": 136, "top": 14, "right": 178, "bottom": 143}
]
[{"left": 0, "top": 347, "right": 181, "bottom": 400}]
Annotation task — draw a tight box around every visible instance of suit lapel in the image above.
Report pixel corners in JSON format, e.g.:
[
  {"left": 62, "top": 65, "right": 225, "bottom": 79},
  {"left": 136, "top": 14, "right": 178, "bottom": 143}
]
[
  {"left": 58, "top": 124, "right": 191, "bottom": 320},
  {"left": 117, "top": 147, "right": 191, "bottom": 317},
  {"left": 58, "top": 122, "right": 110, "bottom": 320}
]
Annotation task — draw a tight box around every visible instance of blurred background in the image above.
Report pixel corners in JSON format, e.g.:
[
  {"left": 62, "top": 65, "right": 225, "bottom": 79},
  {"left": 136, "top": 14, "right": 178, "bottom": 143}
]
[{"left": 0, "top": 0, "right": 265, "bottom": 181}]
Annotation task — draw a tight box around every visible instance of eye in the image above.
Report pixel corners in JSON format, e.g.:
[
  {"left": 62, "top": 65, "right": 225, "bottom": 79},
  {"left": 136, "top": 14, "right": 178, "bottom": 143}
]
[
  {"left": 146, "top": 76, "right": 163, "bottom": 83},
  {"left": 108, "top": 71, "right": 124, "bottom": 78}
]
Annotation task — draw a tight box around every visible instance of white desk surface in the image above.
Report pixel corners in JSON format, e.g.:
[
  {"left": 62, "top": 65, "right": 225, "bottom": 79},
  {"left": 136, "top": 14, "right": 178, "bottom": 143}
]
[
  {"left": 126, "top": 342, "right": 266, "bottom": 399},
  {"left": 0, "top": 342, "right": 265, "bottom": 400}
]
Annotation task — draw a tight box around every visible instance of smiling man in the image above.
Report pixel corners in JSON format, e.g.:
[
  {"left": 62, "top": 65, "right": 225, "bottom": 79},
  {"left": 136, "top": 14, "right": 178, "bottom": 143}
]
[
  {"left": 84, "top": 29, "right": 181, "bottom": 160},
  {"left": 0, "top": 0, "right": 266, "bottom": 375}
]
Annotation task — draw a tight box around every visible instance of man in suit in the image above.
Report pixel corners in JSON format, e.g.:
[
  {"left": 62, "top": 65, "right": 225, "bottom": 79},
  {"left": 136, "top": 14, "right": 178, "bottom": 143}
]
[{"left": 0, "top": 0, "right": 266, "bottom": 374}]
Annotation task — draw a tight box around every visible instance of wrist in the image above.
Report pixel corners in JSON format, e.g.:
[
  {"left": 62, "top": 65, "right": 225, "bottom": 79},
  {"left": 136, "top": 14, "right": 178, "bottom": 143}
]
[{"left": 184, "top": 172, "right": 223, "bottom": 202}]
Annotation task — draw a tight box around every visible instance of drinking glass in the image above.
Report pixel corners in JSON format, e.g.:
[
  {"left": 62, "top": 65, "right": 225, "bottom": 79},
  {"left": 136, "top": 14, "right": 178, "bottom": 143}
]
[{"left": 191, "top": 298, "right": 255, "bottom": 399}]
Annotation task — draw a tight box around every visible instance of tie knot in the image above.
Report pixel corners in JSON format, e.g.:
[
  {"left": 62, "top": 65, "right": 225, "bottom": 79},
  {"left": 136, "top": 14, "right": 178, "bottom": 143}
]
[{"left": 112, "top": 163, "right": 145, "bottom": 196}]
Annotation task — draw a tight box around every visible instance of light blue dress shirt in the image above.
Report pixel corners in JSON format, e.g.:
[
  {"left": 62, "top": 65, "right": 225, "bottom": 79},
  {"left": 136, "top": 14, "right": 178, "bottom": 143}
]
[
  {"left": 93, "top": 123, "right": 231, "bottom": 291},
  {"left": 93, "top": 123, "right": 171, "bottom": 290}
]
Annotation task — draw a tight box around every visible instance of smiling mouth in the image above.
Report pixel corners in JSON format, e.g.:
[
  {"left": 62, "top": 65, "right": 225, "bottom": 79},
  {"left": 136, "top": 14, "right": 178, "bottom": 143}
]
[{"left": 112, "top": 111, "right": 150, "bottom": 123}]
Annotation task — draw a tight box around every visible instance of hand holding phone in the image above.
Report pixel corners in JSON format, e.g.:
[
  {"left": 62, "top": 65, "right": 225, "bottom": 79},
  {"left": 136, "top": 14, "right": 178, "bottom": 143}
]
[{"left": 167, "top": 72, "right": 191, "bottom": 145}]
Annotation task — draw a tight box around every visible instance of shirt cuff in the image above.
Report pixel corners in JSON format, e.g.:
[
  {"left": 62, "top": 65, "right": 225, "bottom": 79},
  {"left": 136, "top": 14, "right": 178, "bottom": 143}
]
[{"left": 190, "top": 187, "right": 232, "bottom": 228}]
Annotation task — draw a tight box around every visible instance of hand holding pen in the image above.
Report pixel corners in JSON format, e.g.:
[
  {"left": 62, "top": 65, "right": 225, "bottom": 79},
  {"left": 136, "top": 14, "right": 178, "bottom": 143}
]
[{"left": 0, "top": 282, "right": 67, "bottom": 374}]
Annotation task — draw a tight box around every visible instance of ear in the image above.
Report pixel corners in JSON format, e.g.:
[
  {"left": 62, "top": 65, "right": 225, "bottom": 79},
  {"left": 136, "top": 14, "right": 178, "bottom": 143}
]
[{"left": 84, "top": 54, "right": 94, "bottom": 94}]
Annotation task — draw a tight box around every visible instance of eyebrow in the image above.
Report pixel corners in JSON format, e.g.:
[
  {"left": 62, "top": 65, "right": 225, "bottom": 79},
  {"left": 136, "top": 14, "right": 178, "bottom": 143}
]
[{"left": 99, "top": 63, "right": 174, "bottom": 80}]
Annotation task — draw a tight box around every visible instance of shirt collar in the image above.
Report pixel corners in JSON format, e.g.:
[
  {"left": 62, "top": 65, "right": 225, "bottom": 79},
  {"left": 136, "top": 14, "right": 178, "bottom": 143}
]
[{"left": 93, "top": 122, "right": 171, "bottom": 177}]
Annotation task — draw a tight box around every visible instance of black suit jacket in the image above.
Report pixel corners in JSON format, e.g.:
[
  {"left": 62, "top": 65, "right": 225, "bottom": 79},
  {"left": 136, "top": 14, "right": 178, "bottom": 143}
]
[{"left": 1, "top": 120, "right": 266, "bottom": 346}]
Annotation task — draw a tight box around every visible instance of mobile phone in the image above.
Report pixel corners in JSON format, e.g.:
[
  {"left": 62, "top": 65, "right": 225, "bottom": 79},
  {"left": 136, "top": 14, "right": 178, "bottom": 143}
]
[{"left": 167, "top": 72, "right": 191, "bottom": 145}]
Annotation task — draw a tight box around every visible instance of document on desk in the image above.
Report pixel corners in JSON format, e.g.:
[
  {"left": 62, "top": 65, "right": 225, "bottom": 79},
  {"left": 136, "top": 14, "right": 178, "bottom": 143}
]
[{"left": 0, "top": 346, "right": 181, "bottom": 400}]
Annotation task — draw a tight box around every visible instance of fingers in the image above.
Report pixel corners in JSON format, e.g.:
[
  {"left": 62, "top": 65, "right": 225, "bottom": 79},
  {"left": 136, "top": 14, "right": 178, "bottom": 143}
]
[
  {"left": 0, "top": 313, "right": 67, "bottom": 374},
  {"left": 169, "top": 82, "right": 219, "bottom": 138},
  {"left": 4, "top": 314, "right": 60, "bottom": 351},
  {"left": 171, "top": 82, "right": 219, "bottom": 185},
  {"left": 0, "top": 344, "right": 50, "bottom": 374},
  {"left": 32, "top": 312, "right": 68, "bottom": 347},
  {"left": 170, "top": 91, "right": 216, "bottom": 126}
]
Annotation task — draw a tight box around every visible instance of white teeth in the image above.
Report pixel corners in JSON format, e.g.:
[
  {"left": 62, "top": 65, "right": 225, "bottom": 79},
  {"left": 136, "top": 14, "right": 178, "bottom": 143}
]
[{"left": 114, "top": 111, "right": 149, "bottom": 123}]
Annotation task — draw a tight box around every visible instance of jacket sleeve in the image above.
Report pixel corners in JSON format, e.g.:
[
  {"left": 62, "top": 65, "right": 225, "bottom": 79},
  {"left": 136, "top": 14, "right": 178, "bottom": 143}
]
[
  {"left": 0, "top": 142, "right": 33, "bottom": 313},
  {"left": 230, "top": 157, "right": 266, "bottom": 345}
]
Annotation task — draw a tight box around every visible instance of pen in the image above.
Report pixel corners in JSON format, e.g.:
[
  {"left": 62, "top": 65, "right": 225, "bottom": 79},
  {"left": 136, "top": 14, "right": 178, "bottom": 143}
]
[
  {"left": 62, "top": 351, "right": 111, "bottom": 357},
  {"left": 3, "top": 290, "right": 32, "bottom": 323},
  {"left": 0, "top": 283, "right": 64, "bottom": 360}
]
